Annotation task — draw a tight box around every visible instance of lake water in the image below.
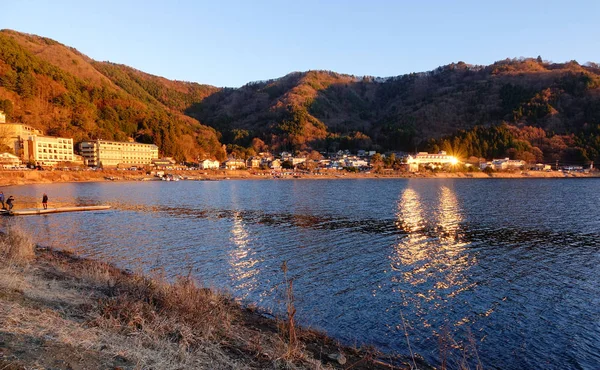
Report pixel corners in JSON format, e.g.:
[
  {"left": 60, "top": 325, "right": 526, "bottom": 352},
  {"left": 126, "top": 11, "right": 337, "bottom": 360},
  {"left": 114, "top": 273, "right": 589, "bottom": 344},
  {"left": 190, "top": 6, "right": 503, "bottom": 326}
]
[{"left": 1, "top": 179, "right": 599, "bottom": 369}]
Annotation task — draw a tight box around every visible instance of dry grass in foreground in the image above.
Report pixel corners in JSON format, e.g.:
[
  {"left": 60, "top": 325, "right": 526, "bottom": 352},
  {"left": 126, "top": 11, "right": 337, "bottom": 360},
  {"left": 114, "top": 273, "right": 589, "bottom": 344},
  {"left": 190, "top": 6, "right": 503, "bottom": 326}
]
[
  {"left": 0, "top": 226, "right": 414, "bottom": 370},
  {"left": 0, "top": 225, "right": 35, "bottom": 265}
]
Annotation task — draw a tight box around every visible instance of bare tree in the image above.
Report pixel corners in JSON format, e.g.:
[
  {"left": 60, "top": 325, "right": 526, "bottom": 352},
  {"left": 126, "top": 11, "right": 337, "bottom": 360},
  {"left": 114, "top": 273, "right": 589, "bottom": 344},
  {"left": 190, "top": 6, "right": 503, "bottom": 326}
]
[{"left": 0, "top": 125, "right": 16, "bottom": 153}]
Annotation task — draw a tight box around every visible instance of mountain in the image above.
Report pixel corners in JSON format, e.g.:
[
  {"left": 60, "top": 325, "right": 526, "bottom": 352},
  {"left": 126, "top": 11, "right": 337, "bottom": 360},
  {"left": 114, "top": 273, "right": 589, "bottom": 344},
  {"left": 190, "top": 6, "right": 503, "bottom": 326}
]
[
  {"left": 188, "top": 61, "right": 600, "bottom": 163},
  {"left": 1, "top": 29, "right": 600, "bottom": 164},
  {"left": 0, "top": 30, "right": 225, "bottom": 161}
]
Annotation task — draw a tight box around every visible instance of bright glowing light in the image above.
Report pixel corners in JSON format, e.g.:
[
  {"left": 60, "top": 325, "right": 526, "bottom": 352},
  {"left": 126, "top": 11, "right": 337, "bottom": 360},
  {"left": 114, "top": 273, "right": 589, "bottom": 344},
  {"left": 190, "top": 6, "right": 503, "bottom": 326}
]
[{"left": 450, "top": 157, "right": 459, "bottom": 165}]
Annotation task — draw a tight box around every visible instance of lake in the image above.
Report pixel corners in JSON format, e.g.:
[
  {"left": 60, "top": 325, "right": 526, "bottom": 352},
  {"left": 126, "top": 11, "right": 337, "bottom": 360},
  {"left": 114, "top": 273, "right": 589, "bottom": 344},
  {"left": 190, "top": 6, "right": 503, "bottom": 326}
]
[{"left": 1, "top": 178, "right": 599, "bottom": 369}]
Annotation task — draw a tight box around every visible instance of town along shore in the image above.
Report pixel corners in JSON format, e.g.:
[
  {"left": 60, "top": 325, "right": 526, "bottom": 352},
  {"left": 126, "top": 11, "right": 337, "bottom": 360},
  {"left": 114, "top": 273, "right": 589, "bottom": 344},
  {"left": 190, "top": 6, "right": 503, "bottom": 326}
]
[{"left": 1, "top": 168, "right": 597, "bottom": 187}]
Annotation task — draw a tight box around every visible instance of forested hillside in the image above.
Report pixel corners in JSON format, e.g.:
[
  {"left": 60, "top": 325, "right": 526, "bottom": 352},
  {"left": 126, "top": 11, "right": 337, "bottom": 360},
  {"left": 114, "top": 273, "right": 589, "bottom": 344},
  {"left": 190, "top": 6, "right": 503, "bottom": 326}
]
[
  {"left": 1, "top": 29, "right": 600, "bottom": 164},
  {"left": 189, "top": 60, "right": 600, "bottom": 164},
  {"left": 0, "top": 30, "right": 224, "bottom": 161}
]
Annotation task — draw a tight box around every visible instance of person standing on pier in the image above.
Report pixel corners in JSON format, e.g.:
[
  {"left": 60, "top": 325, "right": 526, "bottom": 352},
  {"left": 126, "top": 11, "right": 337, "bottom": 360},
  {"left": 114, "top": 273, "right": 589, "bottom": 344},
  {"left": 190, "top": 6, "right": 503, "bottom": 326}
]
[
  {"left": 42, "top": 193, "right": 48, "bottom": 209},
  {"left": 6, "top": 195, "right": 14, "bottom": 210},
  {"left": 0, "top": 191, "right": 4, "bottom": 210}
]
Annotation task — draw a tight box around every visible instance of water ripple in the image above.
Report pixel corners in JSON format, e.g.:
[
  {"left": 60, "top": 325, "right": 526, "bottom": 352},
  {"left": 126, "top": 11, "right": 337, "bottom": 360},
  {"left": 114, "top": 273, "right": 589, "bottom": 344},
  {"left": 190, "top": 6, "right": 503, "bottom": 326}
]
[{"left": 2, "top": 179, "right": 599, "bottom": 370}]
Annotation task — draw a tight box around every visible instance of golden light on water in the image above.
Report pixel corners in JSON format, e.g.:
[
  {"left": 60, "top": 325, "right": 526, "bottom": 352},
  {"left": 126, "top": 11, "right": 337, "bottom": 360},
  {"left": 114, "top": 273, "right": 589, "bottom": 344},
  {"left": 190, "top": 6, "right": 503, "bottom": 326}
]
[
  {"left": 228, "top": 211, "right": 260, "bottom": 296},
  {"left": 438, "top": 186, "right": 464, "bottom": 247},
  {"left": 394, "top": 185, "right": 469, "bottom": 269},
  {"left": 394, "top": 188, "right": 428, "bottom": 273},
  {"left": 397, "top": 188, "right": 424, "bottom": 234},
  {"left": 391, "top": 184, "right": 483, "bottom": 332}
]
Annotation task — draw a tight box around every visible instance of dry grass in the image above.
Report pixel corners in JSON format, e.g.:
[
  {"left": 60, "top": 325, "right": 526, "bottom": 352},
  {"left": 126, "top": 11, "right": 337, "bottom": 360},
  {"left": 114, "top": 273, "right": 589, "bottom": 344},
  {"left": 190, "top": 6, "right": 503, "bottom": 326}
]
[
  {"left": 91, "top": 273, "right": 236, "bottom": 350},
  {"left": 0, "top": 248, "right": 248, "bottom": 369},
  {"left": 0, "top": 225, "right": 35, "bottom": 295},
  {"left": 0, "top": 264, "right": 29, "bottom": 294},
  {"left": 0, "top": 241, "right": 399, "bottom": 369},
  {"left": 435, "top": 325, "right": 484, "bottom": 370},
  {"left": 0, "top": 224, "right": 35, "bottom": 265},
  {"left": 86, "top": 264, "right": 338, "bottom": 369},
  {"left": 0, "top": 277, "right": 244, "bottom": 370}
]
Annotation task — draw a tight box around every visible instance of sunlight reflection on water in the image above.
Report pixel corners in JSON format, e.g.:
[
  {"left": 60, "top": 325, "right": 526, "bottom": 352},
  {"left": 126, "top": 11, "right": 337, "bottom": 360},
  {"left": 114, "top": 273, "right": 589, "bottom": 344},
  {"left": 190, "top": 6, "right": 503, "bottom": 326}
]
[{"left": 390, "top": 184, "right": 483, "bottom": 368}]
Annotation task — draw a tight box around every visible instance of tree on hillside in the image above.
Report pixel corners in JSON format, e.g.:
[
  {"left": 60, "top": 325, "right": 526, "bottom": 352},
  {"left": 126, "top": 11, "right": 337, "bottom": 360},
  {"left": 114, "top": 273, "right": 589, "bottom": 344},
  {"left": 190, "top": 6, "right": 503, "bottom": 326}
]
[
  {"left": 251, "top": 137, "right": 268, "bottom": 153},
  {"left": 0, "top": 124, "right": 15, "bottom": 153},
  {"left": 0, "top": 99, "right": 13, "bottom": 120},
  {"left": 370, "top": 153, "right": 383, "bottom": 171}
]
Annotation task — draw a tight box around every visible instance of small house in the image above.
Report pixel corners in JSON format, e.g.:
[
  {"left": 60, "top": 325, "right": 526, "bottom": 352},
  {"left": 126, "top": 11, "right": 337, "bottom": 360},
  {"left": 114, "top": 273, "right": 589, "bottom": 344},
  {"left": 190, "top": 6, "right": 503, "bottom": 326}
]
[
  {"left": 269, "top": 159, "right": 281, "bottom": 169},
  {"left": 199, "top": 159, "right": 220, "bottom": 170},
  {"left": 224, "top": 158, "right": 246, "bottom": 170},
  {"left": 0, "top": 152, "right": 20, "bottom": 169}
]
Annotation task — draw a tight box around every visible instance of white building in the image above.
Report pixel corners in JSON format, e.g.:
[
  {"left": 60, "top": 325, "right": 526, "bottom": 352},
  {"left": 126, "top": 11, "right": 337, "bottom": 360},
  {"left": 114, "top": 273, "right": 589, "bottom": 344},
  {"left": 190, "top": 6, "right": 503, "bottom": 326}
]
[
  {"left": 534, "top": 163, "right": 552, "bottom": 171},
  {"left": 24, "top": 135, "right": 74, "bottom": 167},
  {"left": 79, "top": 140, "right": 159, "bottom": 167},
  {"left": 269, "top": 159, "right": 282, "bottom": 169},
  {"left": 199, "top": 159, "right": 220, "bottom": 169},
  {"left": 0, "top": 152, "right": 20, "bottom": 168},
  {"left": 152, "top": 157, "right": 177, "bottom": 169},
  {"left": 326, "top": 160, "right": 344, "bottom": 170},
  {"left": 406, "top": 151, "right": 458, "bottom": 172},
  {"left": 246, "top": 157, "right": 261, "bottom": 168},
  {"left": 290, "top": 157, "right": 306, "bottom": 166},
  {"left": 224, "top": 158, "right": 246, "bottom": 170},
  {"left": 491, "top": 158, "right": 525, "bottom": 170},
  {"left": 345, "top": 159, "right": 369, "bottom": 168},
  {"left": 479, "top": 161, "right": 493, "bottom": 170}
]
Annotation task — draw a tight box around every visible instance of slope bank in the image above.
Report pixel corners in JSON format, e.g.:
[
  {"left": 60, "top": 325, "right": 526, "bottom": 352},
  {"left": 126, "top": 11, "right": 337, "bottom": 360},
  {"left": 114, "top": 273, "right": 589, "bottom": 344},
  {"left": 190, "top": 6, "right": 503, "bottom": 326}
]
[{"left": 0, "top": 227, "right": 412, "bottom": 369}]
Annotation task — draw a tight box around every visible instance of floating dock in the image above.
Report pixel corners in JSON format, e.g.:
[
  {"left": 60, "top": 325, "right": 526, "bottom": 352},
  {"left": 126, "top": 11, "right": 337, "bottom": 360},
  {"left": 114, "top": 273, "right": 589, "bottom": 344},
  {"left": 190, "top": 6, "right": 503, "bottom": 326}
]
[{"left": 2, "top": 205, "right": 111, "bottom": 216}]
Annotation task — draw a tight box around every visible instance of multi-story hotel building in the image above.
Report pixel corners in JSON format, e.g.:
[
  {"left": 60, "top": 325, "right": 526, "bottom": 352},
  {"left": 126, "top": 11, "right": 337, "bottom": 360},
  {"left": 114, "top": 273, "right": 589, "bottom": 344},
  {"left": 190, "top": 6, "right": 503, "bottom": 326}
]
[
  {"left": 0, "top": 111, "right": 77, "bottom": 167},
  {"left": 0, "top": 122, "right": 44, "bottom": 155},
  {"left": 23, "top": 135, "right": 74, "bottom": 166},
  {"left": 79, "top": 140, "right": 159, "bottom": 167}
]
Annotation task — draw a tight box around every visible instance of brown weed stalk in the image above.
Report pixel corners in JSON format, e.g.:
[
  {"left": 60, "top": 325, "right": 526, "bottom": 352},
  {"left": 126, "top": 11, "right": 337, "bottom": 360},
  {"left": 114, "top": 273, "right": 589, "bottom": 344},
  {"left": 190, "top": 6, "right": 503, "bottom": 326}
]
[{"left": 280, "top": 260, "right": 299, "bottom": 358}]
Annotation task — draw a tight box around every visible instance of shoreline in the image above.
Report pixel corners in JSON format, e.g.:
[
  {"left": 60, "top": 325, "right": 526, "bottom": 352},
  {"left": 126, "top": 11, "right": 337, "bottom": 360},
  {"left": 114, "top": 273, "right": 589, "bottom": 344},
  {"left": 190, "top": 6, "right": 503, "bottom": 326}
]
[
  {"left": 0, "top": 228, "right": 418, "bottom": 369},
  {"left": 1, "top": 168, "right": 598, "bottom": 187}
]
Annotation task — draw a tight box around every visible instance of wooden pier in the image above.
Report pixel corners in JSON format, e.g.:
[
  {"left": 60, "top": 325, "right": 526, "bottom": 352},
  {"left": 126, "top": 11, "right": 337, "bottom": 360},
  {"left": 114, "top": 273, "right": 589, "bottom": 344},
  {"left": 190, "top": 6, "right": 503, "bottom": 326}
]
[{"left": 2, "top": 205, "right": 111, "bottom": 216}]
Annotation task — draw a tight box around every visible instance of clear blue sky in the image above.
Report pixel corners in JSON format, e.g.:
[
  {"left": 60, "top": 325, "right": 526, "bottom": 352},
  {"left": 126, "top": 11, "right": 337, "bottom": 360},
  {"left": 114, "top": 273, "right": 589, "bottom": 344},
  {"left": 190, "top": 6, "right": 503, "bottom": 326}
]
[{"left": 4, "top": 0, "right": 600, "bottom": 87}]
